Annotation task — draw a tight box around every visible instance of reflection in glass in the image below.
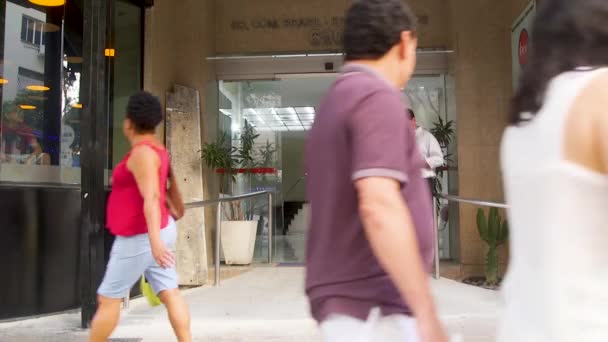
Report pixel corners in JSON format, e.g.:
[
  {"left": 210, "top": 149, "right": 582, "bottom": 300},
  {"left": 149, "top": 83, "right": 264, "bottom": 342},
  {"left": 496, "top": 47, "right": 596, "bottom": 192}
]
[
  {"left": 0, "top": 0, "right": 143, "bottom": 185},
  {"left": 0, "top": 0, "right": 82, "bottom": 184},
  {"left": 109, "top": 0, "right": 142, "bottom": 170},
  {"left": 403, "top": 75, "right": 457, "bottom": 259},
  {"left": 219, "top": 77, "right": 335, "bottom": 264}
]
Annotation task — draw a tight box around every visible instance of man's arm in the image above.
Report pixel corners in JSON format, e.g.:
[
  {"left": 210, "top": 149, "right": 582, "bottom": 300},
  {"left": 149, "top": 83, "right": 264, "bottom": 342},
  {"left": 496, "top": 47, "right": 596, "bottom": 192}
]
[
  {"left": 355, "top": 177, "right": 443, "bottom": 336},
  {"left": 425, "top": 132, "right": 444, "bottom": 170},
  {"left": 167, "top": 166, "right": 185, "bottom": 220},
  {"left": 348, "top": 90, "right": 446, "bottom": 341}
]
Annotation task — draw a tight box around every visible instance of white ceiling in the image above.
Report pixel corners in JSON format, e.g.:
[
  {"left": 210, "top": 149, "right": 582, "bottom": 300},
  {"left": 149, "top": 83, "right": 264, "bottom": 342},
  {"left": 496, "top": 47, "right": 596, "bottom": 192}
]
[{"left": 220, "top": 74, "right": 445, "bottom": 132}]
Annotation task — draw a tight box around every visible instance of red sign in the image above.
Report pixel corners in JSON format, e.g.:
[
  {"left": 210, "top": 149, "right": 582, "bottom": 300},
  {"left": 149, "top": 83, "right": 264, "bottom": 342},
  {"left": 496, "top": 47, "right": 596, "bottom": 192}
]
[
  {"left": 216, "top": 167, "right": 277, "bottom": 175},
  {"left": 518, "top": 29, "right": 529, "bottom": 66}
]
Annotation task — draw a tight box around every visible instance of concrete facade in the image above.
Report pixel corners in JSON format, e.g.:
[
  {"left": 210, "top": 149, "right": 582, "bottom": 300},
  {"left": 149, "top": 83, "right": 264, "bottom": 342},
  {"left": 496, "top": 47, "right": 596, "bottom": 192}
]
[
  {"left": 142, "top": 0, "right": 537, "bottom": 282},
  {"left": 166, "top": 85, "right": 208, "bottom": 286}
]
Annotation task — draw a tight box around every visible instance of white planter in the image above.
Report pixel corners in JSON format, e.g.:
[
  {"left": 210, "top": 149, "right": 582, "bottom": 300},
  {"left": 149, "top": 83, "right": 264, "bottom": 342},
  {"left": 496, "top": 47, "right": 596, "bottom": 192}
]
[{"left": 221, "top": 220, "right": 258, "bottom": 265}]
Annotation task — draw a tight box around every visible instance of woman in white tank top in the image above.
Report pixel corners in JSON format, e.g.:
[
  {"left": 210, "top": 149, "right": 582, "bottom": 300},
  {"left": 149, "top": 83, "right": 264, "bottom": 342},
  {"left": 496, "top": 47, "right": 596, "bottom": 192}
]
[{"left": 499, "top": 1, "right": 608, "bottom": 341}]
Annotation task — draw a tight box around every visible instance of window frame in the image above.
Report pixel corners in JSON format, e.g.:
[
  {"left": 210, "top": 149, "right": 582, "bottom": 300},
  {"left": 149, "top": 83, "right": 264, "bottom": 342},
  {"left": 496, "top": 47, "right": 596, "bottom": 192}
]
[{"left": 20, "top": 15, "right": 45, "bottom": 48}]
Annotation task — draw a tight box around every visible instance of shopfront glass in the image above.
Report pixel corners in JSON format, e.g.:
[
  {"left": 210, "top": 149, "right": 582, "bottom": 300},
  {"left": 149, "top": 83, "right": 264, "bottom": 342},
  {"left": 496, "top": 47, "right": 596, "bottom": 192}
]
[
  {"left": 218, "top": 73, "right": 457, "bottom": 264},
  {"left": 0, "top": 0, "right": 145, "bottom": 320},
  {"left": 404, "top": 75, "right": 458, "bottom": 259},
  {"left": 0, "top": 0, "right": 83, "bottom": 184},
  {"left": 0, "top": 0, "right": 141, "bottom": 184},
  {"left": 109, "top": 0, "right": 142, "bottom": 169}
]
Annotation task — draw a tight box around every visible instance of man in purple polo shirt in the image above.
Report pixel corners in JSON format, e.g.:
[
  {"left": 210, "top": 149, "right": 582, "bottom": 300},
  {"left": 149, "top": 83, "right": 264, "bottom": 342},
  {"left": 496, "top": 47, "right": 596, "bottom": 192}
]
[{"left": 305, "top": 0, "right": 447, "bottom": 341}]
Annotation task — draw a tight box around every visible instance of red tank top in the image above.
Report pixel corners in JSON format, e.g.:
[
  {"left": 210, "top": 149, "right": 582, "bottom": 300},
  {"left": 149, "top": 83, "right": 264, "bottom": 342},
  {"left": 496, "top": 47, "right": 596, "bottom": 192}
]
[{"left": 106, "top": 141, "right": 170, "bottom": 236}]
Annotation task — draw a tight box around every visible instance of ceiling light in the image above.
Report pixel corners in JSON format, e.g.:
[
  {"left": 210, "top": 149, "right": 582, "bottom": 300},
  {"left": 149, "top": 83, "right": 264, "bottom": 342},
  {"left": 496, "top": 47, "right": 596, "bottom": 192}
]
[
  {"left": 0, "top": 79, "right": 7, "bottom": 84},
  {"left": 26, "top": 85, "right": 50, "bottom": 91},
  {"left": 275, "top": 107, "right": 296, "bottom": 115},
  {"left": 295, "top": 107, "right": 315, "bottom": 114},
  {"left": 71, "top": 103, "right": 83, "bottom": 109},
  {"left": 256, "top": 108, "right": 275, "bottom": 115},
  {"left": 28, "top": 0, "right": 65, "bottom": 6},
  {"left": 19, "top": 105, "right": 37, "bottom": 110}
]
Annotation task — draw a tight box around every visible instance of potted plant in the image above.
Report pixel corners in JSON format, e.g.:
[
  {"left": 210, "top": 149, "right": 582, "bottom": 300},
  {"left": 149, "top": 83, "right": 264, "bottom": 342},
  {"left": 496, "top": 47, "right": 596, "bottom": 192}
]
[
  {"left": 476, "top": 207, "right": 509, "bottom": 286},
  {"left": 201, "top": 122, "right": 260, "bottom": 265},
  {"left": 255, "top": 140, "right": 277, "bottom": 183},
  {"left": 430, "top": 115, "right": 455, "bottom": 150},
  {"left": 430, "top": 116, "right": 456, "bottom": 213}
]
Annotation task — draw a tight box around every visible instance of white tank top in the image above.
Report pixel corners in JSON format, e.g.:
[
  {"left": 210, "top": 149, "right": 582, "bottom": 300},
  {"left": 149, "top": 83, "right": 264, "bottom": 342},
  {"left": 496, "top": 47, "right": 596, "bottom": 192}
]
[{"left": 499, "top": 68, "right": 608, "bottom": 341}]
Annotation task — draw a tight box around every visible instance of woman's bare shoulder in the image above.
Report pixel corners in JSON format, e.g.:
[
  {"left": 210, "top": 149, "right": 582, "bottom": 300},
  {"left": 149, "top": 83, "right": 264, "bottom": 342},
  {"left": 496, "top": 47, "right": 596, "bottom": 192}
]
[
  {"left": 127, "top": 144, "right": 160, "bottom": 170},
  {"left": 572, "top": 70, "right": 608, "bottom": 117},
  {"left": 567, "top": 70, "right": 608, "bottom": 172}
]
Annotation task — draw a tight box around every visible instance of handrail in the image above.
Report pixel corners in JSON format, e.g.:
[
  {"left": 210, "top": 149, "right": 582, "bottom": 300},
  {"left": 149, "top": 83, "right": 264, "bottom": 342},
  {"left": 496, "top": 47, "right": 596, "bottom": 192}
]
[
  {"left": 431, "top": 193, "right": 508, "bottom": 280},
  {"left": 434, "top": 193, "right": 509, "bottom": 209},
  {"left": 185, "top": 190, "right": 273, "bottom": 209},
  {"left": 183, "top": 190, "right": 275, "bottom": 287},
  {"left": 284, "top": 175, "right": 306, "bottom": 199}
]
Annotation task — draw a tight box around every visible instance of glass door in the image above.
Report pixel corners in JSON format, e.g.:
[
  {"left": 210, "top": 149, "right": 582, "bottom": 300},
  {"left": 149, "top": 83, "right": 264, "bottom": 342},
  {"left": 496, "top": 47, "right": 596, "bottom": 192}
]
[
  {"left": 216, "top": 73, "right": 457, "bottom": 264},
  {"left": 404, "top": 75, "right": 457, "bottom": 260},
  {"left": 218, "top": 75, "right": 335, "bottom": 264}
]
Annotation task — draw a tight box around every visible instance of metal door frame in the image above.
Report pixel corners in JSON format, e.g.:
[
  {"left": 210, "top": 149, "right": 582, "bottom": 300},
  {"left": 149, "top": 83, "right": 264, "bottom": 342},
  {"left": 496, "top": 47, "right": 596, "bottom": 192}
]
[{"left": 211, "top": 50, "right": 452, "bottom": 81}]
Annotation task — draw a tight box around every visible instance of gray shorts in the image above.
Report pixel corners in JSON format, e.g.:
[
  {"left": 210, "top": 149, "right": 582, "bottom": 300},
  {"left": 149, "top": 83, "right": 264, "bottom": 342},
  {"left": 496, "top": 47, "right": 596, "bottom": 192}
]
[{"left": 97, "top": 218, "right": 178, "bottom": 299}]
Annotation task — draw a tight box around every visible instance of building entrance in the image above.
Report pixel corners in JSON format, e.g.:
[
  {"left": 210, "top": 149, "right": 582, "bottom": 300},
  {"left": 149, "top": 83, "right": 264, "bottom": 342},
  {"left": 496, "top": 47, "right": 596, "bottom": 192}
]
[{"left": 213, "top": 53, "right": 457, "bottom": 264}]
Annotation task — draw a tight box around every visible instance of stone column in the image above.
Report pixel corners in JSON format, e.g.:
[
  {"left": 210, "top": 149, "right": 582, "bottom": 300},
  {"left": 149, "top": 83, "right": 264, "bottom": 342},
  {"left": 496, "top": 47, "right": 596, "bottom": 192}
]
[{"left": 166, "top": 85, "right": 208, "bottom": 285}]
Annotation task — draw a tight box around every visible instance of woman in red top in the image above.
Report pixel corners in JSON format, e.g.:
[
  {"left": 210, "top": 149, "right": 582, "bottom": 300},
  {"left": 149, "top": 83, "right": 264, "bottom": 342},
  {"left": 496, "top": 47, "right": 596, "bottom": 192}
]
[{"left": 90, "top": 91, "right": 190, "bottom": 342}]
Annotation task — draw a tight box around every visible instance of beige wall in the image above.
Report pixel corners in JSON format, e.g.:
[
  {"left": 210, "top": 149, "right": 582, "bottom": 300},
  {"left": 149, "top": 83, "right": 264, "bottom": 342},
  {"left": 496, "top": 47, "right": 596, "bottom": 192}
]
[
  {"left": 145, "top": 0, "right": 219, "bottom": 282},
  {"left": 143, "top": 1, "right": 176, "bottom": 109},
  {"left": 449, "top": 0, "right": 534, "bottom": 278},
  {"left": 216, "top": 0, "right": 450, "bottom": 55}
]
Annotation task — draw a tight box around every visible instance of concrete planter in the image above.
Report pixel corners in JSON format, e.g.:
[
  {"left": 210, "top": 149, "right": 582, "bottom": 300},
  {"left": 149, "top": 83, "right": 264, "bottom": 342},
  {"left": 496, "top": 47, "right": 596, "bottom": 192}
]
[{"left": 221, "top": 220, "right": 258, "bottom": 265}]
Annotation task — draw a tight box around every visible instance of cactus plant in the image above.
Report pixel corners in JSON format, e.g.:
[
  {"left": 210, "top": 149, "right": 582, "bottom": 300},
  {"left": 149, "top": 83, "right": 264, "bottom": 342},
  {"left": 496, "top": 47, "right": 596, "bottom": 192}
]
[{"left": 476, "top": 207, "right": 509, "bottom": 286}]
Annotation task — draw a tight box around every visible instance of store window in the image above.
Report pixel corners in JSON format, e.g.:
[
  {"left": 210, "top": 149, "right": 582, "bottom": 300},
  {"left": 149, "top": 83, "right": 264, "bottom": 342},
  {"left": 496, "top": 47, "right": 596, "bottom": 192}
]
[
  {"left": 0, "top": 0, "right": 143, "bottom": 185},
  {"left": 20, "top": 15, "right": 44, "bottom": 47},
  {"left": 109, "top": 0, "right": 142, "bottom": 169},
  {"left": 0, "top": 0, "right": 83, "bottom": 184}
]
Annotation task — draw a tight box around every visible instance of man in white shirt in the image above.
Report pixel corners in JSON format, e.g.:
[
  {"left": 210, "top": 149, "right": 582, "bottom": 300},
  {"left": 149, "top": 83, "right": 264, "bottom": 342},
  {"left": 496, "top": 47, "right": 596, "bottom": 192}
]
[{"left": 408, "top": 109, "right": 444, "bottom": 193}]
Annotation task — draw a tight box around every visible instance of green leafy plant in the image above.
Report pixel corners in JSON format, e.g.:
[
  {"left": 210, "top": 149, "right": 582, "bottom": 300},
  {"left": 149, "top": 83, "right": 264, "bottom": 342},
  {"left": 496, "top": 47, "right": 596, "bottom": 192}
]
[
  {"left": 201, "top": 122, "right": 260, "bottom": 221},
  {"left": 430, "top": 116, "right": 456, "bottom": 215},
  {"left": 257, "top": 140, "right": 277, "bottom": 167},
  {"left": 430, "top": 116, "right": 455, "bottom": 149},
  {"left": 238, "top": 121, "right": 260, "bottom": 170},
  {"left": 476, "top": 207, "right": 509, "bottom": 286},
  {"left": 201, "top": 133, "right": 237, "bottom": 186},
  {"left": 254, "top": 140, "right": 277, "bottom": 186}
]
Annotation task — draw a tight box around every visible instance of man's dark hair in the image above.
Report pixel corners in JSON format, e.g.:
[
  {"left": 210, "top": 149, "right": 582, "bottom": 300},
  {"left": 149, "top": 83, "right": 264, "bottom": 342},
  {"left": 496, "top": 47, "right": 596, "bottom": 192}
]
[
  {"left": 343, "top": 0, "right": 417, "bottom": 61},
  {"left": 407, "top": 108, "right": 415, "bottom": 120},
  {"left": 126, "top": 91, "right": 163, "bottom": 133}
]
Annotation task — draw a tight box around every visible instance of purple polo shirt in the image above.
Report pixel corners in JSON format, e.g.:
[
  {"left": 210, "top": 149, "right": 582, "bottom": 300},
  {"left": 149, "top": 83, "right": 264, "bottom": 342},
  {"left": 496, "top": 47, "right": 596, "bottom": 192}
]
[{"left": 304, "top": 63, "right": 434, "bottom": 322}]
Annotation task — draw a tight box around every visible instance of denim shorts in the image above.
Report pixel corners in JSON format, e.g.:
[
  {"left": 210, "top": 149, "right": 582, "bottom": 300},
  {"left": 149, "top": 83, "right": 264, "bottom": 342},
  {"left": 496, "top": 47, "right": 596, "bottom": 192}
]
[{"left": 97, "top": 218, "right": 178, "bottom": 299}]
